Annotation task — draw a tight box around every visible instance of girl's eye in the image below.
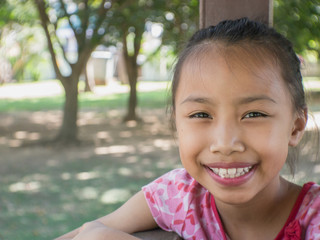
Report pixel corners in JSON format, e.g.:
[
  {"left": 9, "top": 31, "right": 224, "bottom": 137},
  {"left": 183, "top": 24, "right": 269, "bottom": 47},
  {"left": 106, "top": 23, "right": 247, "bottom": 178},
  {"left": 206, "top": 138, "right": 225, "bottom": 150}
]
[
  {"left": 190, "top": 112, "right": 212, "bottom": 119},
  {"left": 243, "top": 112, "right": 267, "bottom": 119}
]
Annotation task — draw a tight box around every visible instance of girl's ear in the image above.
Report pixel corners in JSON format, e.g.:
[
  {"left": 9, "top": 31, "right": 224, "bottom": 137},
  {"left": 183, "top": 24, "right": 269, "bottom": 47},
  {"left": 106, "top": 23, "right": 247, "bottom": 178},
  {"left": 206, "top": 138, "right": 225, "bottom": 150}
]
[{"left": 289, "top": 108, "right": 308, "bottom": 147}]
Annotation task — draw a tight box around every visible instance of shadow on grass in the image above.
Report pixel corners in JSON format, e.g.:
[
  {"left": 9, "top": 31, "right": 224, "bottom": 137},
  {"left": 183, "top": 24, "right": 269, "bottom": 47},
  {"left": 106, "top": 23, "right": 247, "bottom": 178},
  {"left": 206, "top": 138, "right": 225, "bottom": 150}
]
[
  {"left": 0, "top": 86, "right": 180, "bottom": 239},
  {"left": 0, "top": 137, "right": 181, "bottom": 240}
]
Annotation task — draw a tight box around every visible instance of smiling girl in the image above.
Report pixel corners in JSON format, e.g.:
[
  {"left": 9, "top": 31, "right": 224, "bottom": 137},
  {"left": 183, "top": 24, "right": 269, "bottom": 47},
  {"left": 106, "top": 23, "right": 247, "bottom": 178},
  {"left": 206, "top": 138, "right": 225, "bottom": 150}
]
[{"left": 57, "top": 18, "right": 320, "bottom": 240}]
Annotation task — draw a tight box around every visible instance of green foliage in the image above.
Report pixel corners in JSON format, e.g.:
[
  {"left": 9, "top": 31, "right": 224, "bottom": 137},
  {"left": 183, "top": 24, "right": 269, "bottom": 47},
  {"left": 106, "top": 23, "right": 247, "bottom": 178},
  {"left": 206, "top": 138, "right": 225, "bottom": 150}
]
[
  {"left": 274, "top": 0, "right": 320, "bottom": 60},
  {"left": 5, "top": 26, "right": 49, "bottom": 82},
  {"left": 0, "top": 2, "right": 13, "bottom": 29},
  {"left": 0, "top": 0, "right": 47, "bottom": 83},
  {"left": 103, "top": 0, "right": 199, "bottom": 54},
  {"left": 7, "top": 0, "right": 38, "bottom": 24},
  {"left": 0, "top": 0, "right": 37, "bottom": 29},
  {"left": 158, "top": 0, "right": 199, "bottom": 53}
]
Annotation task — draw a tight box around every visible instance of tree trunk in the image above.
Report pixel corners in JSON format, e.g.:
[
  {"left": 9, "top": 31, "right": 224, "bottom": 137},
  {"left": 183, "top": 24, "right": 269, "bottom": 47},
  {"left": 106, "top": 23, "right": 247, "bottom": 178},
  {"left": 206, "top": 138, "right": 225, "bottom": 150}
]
[
  {"left": 123, "top": 53, "right": 139, "bottom": 121},
  {"left": 56, "top": 74, "right": 79, "bottom": 143},
  {"left": 122, "top": 26, "right": 143, "bottom": 122},
  {"left": 84, "top": 66, "right": 94, "bottom": 92}
]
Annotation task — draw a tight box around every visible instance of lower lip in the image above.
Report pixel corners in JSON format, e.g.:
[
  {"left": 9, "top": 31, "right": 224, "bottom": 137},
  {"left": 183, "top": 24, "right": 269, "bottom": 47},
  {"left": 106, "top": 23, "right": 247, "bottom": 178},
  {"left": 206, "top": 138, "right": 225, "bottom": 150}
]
[{"left": 205, "top": 166, "right": 256, "bottom": 187}]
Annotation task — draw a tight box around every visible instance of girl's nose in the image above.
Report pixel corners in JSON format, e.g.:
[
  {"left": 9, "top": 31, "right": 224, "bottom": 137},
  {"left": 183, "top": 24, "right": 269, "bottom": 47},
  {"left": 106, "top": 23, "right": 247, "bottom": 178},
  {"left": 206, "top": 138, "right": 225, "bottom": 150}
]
[{"left": 209, "top": 122, "right": 245, "bottom": 156}]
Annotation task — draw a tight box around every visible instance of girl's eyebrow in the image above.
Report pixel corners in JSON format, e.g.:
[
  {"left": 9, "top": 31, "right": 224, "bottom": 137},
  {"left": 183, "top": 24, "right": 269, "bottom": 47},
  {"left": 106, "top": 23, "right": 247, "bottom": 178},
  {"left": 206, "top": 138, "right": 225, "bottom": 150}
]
[
  {"left": 180, "top": 96, "right": 214, "bottom": 105},
  {"left": 237, "top": 95, "right": 277, "bottom": 105},
  {"left": 180, "top": 95, "right": 277, "bottom": 105}
]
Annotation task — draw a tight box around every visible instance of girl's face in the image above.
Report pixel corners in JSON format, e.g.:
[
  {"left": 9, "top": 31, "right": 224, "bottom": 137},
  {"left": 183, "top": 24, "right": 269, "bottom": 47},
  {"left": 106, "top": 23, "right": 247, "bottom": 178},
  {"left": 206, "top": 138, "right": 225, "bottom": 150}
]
[{"left": 174, "top": 46, "right": 306, "bottom": 206}]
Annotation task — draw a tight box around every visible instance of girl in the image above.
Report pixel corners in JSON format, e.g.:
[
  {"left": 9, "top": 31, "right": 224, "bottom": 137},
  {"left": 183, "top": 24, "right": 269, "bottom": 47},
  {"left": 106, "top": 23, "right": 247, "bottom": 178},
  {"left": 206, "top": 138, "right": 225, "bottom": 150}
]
[{"left": 57, "top": 18, "right": 320, "bottom": 240}]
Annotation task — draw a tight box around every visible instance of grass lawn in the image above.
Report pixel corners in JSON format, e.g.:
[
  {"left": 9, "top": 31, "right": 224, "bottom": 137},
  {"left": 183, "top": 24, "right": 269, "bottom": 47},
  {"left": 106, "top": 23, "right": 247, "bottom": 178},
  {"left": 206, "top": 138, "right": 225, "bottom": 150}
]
[
  {"left": 0, "top": 80, "right": 181, "bottom": 240},
  {"left": 0, "top": 80, "right": 171, "bottom": 112}
]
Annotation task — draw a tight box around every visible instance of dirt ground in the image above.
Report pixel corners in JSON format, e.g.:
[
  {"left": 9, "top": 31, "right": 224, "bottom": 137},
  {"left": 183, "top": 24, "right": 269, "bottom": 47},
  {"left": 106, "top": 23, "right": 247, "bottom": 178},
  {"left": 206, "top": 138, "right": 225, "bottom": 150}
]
[
  {"left": 0, "top": 107, "right": 182, "bottom": 178},
  {"left": 1, "top": 82, "right": 320, "bottom": 240},
  {"left": 0, "top": 106, "right": 185, "bottom": 239}
]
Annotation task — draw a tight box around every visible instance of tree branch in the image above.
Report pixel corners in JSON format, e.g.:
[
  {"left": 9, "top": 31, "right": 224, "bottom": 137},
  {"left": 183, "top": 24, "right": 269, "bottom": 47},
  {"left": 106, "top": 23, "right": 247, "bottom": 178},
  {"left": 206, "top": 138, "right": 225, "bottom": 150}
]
[
  {"left": 47, "top": 16, "right": 73, "bottom": 68},
  {"left": 34, "top": 0, "right": 64, "bottom": 82},
  {"left": 91, "top": 0, "right": 133, "bottom": 44},
  {"left": 90, "top": 0, "right": 107, "bottom": 43},
  {"left": 58, "top": 0, "right": 79, "bottom": 43},
  {"left": 78, "top": 0, "right": 90, "bottom": 51},
  {"left": 133, "top": 25, "right": 143, "bottom": 60}
]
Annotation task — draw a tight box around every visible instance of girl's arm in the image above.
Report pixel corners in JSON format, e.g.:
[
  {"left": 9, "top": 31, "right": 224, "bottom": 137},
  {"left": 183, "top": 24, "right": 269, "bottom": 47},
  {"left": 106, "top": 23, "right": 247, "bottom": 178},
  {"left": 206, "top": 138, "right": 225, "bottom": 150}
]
[
  {"left": 55, "top": 190, "right": 158, "bottom": 240},
  {"left": 66, "top": 221, "right": 141, "bottom": 240}
]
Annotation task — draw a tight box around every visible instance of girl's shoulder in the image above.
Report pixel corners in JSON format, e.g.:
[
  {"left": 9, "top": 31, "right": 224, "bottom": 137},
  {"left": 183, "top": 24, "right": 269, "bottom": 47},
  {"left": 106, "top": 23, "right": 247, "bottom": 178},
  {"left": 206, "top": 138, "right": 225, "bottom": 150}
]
[
  {"left": 296, "top": 182, "right": 320, "bottom": 238},
  {"left": 299, "top": 182, "right": 320, "bottom": 211}
]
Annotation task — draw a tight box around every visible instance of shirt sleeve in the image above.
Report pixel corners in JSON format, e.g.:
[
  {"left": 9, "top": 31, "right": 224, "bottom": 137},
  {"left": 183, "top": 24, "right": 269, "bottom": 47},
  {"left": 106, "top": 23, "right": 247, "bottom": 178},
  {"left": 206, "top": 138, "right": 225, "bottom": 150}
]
[
  {"left": 142, "top": 168, "right": 197, "bottom": 232},
  {"left": 142, "top": 169, "right": 236, "bottom": 240},
  {"left": 298, "top": 184, "right": 320, "bottom": 239}
]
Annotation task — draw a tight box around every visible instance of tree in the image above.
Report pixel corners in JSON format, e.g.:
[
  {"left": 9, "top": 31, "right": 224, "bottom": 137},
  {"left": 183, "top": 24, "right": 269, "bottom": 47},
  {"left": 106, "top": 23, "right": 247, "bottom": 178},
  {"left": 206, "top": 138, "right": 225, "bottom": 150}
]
[
  {"left": 274, "top": 0, "right": 320, "bottom": 59},
  {"left": 108, "top": 0, "right": 198, "bottom": 121},
  {"left": 32, "top": 0, "right": 198, "bottom": 142},
  {"left": 112, "top": 3, "right": 145, "bottom": 121},
  {"left": 34, "top": 0, "right": 128, "bottom": 143}
]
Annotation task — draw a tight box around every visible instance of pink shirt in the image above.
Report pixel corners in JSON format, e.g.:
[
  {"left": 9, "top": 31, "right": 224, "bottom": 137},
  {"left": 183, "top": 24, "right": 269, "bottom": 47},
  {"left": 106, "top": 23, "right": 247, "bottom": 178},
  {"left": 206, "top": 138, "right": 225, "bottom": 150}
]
[{"left": 142, "top": 168, "right": 320, "bottom": 240}]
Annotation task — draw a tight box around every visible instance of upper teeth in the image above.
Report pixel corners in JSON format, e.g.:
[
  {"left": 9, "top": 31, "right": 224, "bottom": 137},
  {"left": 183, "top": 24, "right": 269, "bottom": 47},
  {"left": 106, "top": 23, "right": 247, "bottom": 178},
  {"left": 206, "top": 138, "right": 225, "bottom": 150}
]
[{"left": 209, "top": 166, "right": 253, "bottom": 178}]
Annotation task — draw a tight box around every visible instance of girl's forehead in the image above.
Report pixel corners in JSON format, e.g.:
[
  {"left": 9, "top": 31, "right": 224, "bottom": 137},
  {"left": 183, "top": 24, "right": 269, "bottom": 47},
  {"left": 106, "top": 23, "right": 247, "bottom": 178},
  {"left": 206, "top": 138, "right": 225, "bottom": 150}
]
[
  {"left": 176, "top": 44, "right": 291, "bottom": 104},
  {"left": 186, "top": 43, "right": 278, "bottom": 72},
  {"left": 181, "top": 43, "right": 283, "bottom": 87}
]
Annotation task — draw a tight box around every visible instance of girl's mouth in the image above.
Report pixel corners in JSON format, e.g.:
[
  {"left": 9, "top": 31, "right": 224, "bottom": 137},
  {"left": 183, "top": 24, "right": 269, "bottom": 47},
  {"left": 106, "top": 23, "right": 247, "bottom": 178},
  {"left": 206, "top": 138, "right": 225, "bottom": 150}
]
[
  {"left": 208, "top": 166, "right": 253, "bottom": 179},
  {"left": 205, "top": 164, "right": 256, "bottom": 186}
]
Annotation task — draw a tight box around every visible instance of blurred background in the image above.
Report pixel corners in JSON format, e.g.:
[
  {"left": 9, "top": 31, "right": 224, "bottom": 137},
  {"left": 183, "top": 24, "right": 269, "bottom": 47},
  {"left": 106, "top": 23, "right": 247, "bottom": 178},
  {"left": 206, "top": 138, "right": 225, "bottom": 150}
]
[{"left": 0, "top": 0, "right": 320, "bottom": 239}]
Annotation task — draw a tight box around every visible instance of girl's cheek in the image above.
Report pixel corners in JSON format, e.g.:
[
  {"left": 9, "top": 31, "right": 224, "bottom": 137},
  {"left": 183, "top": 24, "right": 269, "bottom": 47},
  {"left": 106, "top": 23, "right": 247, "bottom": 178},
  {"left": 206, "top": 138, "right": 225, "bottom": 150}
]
[{"left": 179, "top": 130, "right": 205, "bottom": 155}]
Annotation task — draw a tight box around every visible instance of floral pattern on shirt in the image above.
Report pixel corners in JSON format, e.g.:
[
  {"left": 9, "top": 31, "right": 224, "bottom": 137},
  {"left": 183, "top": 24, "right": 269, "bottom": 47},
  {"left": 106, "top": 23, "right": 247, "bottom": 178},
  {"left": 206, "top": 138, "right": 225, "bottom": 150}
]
[{"left": 143, "top": 168, "right": 320, "bottom": 240}]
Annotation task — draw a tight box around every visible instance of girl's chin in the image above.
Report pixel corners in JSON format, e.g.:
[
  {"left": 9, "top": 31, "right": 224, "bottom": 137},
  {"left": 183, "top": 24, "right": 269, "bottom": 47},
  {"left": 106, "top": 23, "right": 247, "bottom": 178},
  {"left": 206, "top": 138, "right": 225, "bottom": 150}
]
[
  {"left": 204, "top": 177, "right": 259, "bottom": 206},
  {"left": 213, "top": 192, "right": 257, "bottom": 206}
]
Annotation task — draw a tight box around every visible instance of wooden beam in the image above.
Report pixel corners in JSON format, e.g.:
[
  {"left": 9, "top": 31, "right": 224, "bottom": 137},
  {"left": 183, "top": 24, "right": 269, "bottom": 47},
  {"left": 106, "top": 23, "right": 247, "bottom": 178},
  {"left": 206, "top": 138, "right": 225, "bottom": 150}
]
[{"left": 199, "top": 0, "right": 273, "bottom": 28}]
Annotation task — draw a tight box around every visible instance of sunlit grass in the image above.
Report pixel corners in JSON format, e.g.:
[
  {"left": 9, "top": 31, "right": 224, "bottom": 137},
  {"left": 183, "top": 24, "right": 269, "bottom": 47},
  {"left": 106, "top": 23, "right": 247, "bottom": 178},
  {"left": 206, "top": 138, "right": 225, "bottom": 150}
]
[
  {"left": 0, "top": 80, "right": 178, "bottom": 240},
  {"left": 0, "top": 81, "right": 170, "bottom": 112}
]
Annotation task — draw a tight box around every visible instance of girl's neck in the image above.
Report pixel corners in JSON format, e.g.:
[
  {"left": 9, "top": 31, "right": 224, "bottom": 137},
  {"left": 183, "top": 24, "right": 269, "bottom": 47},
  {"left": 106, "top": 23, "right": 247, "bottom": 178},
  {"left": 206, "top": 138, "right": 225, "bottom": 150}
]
[{"left": 215, "top": 177, "right": 302, "bottom": 240}]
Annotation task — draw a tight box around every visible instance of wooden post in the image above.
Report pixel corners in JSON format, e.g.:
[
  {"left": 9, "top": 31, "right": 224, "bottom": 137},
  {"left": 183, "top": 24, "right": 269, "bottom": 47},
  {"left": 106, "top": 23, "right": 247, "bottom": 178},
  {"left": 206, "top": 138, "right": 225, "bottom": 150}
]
[{"left": 199, "top": 0, "right": 273, "bottom": 28}]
